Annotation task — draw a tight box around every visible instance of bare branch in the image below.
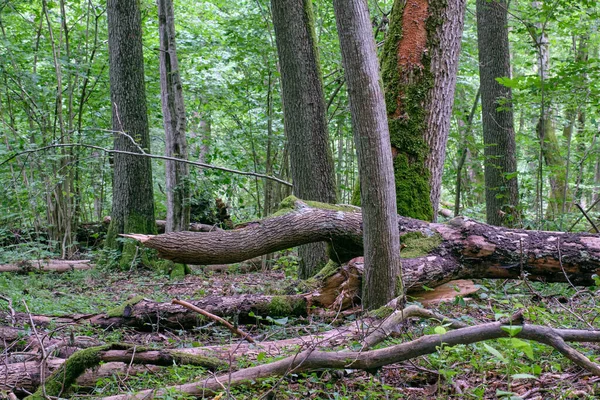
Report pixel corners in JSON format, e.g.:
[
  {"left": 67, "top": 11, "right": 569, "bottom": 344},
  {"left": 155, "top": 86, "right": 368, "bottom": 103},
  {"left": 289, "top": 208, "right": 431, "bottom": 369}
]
[{"left": 0, "top": 143, "right": 293, "bottom": 187}]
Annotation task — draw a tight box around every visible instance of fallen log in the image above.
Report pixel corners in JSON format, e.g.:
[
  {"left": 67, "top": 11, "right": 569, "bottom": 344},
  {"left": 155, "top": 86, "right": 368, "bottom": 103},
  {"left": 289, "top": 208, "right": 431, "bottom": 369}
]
[
  {"left": 123, "top": 197, "right": 600, "bottom": 288},
  {"left": 6, "top": 294, "right": 308, "bottom": 331},
  {"left": 2, "top": 345, "right": 224, "bottom": 395},
  {"left": 0, "top": 259, "right": 93, "bottom": 273}
]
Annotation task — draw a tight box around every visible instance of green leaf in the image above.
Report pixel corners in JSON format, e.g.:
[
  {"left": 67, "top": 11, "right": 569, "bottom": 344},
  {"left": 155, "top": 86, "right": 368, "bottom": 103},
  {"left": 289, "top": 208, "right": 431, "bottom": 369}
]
[
  {"left": 501, "top": 325, "right": 523, "bottom": 337},
  {"left": 434, "top": 326, "right": 447, "bottom": 335},
  {"left": 511, "top": 373, "right": 537, "bottom": 380},
  {"left": 511, "top": 338, "right": 534, "bottom": 360},
  {"left": 483, "top": 343, "right": 507, "bottom": 363},
  {"left": 257, "top": 352, "right": 266, "bottom": 362}
]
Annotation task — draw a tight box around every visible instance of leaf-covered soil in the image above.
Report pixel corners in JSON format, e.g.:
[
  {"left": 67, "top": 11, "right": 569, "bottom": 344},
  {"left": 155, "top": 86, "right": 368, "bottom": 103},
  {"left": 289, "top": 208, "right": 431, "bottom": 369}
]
[{"left": 2, "top": 260, "right": 600, "bottom": 399}]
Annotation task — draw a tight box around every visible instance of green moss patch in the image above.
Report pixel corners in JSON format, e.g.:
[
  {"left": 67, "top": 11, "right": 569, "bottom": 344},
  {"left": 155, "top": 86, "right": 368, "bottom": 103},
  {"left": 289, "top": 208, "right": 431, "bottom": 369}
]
[
  {"left": 106, "top": 295, "right": 144, "bottom": 318},
  {"left": 400, "top": 232, "right": 442, "bottom": 258}
]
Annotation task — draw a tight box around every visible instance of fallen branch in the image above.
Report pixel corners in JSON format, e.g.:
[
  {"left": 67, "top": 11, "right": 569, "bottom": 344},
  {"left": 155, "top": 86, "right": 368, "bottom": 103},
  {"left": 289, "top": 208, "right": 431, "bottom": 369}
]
[
  {"left": 172, "top": 298, "right": 255, "bottom": 343},
  {"left": 21, "top": 344, "right": 225, "bottom": 399},
  {"left": 1, "top": 143, "right": 292, "bottom": 187},
  {"left": 101, "top": 320, "right": 600, "bottom": 399},
  {"left": 0, "top": 259, "right": 93, "bottom": 273}
]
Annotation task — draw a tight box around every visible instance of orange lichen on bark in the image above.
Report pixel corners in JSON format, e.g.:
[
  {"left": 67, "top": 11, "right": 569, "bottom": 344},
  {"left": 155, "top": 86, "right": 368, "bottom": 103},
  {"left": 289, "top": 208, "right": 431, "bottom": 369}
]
[{"left": 397, "top": 0, "right": 429, "bottom": 70}]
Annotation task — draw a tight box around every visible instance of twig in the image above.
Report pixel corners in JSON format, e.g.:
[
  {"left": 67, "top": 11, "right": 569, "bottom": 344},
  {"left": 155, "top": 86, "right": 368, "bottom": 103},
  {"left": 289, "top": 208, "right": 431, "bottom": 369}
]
[
  {"left": 574, "top": 203, "right": 599, "bottom": 233},
  {"left": 0, "top": 295, "right": 15, "bottom": 326},
  {"left": 567, "top": 197, "right": 600, "bottom": 232},
  {"left": 0, "top": 142, "right": 293, "bottom": 187},
  {"left": 171, "top": 298, "right": 255, "bottom": 343},
  {"left": 22, "top": 300, "right": 49, "bottom": 399}
]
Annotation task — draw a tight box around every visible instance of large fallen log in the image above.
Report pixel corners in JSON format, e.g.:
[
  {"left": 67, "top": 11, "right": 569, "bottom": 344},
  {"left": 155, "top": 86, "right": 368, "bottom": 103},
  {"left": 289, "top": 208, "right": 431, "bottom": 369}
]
[{"left": 124, "top": 197, "right": 600, "bottom": 288}]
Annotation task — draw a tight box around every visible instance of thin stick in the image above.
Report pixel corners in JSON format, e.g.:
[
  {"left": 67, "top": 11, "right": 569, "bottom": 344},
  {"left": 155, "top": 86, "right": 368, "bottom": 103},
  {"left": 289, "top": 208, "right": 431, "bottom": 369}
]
[
  {"left": 172, "top": 298, "right": 255, "bottom": 343},
  {"left": 1, "top": 143, "right": 293, "bottom": 187},
  {"left": 574, "top": 203, "right": 599, "bottom": 233}
]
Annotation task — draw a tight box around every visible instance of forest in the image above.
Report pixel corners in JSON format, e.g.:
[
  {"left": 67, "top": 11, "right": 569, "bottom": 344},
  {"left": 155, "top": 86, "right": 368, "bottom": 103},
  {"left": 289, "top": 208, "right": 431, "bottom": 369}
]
[{"left": 1, "top": 0, "right": 600, "bottom": 398}]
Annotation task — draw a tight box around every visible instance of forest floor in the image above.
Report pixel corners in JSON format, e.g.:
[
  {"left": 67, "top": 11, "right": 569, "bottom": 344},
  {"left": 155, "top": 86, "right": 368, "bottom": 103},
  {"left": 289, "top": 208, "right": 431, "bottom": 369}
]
[{"left": 1, "top": 256, "right": 600, "bottom": 399}]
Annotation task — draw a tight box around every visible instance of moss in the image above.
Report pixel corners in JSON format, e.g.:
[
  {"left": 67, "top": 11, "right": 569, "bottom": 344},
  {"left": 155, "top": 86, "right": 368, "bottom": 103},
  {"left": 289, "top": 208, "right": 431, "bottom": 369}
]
[
  {"left": 155, "top": 260, "right": 190, "bottom": 278},
  {"left": 25, "top": 345, "right": 111, "bottom": 399},
  {"left": 400, "top": 231, "right": 442, "bottom": 258},
  {"left": 311, "top": 260, "right": 341, "bottom": 282},
  {"left": 170, "top": 351, "right": 226, "bottom": 370},
  {"left": 267, "top": 295, "right": 306, "bottom": 316},
  {"left": 369, "top": 306, "right": 394, "bottom": 319},
  {"left": 304, "top": 199, "right": 360, "bottom": 213},
  {"left": 380, "top": 0, "right": 436, "bottom": 221},
  {"left": 106, "top": 295, "right": 144, "bottom": 318},
  {"left": 105, "top": 212, "right": 158, "bottom": 270}
]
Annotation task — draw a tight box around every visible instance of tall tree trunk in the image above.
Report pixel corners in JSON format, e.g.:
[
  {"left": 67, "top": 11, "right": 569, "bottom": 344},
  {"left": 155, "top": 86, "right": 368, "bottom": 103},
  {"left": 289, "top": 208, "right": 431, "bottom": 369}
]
[
  {"left": 333, "top": 0, "right": 402, "bottom": 309},
  {"left": 381, "top": 0, "right": 466, "bottom": 222},
  {"left": 476, "top": 0, "right": 520, "bottom": 227},
  {"left": 271, "top": 0, "right": 337, "bottom": 279},
  {"left": 158, "top": 0, "right": 190, "bottom": 233},
  {"left": 531, "top": 16, "right": 569, "bottom": 222},
  {"left": 105, "top": 0, "right": 156, "bottom": 266}
]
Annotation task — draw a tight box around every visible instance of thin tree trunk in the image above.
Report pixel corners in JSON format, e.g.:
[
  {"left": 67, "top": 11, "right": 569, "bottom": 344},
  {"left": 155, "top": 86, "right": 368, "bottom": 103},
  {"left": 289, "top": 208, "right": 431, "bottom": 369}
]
[
  {"left": 333, "top": 0, "right": 402, "bottom": 309},
  {"left": 158, "top": 0, "right": 190, "bottom": 233}
]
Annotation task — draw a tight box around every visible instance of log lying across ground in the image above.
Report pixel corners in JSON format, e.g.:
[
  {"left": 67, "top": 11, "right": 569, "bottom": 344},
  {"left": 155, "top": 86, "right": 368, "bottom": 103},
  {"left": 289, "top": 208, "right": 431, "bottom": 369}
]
[
  {"left": 124, "top": 197, "right": 600, "bottom": 289},
  {"left": 0, "top": 259, "right": 93, "bottom": 273}
]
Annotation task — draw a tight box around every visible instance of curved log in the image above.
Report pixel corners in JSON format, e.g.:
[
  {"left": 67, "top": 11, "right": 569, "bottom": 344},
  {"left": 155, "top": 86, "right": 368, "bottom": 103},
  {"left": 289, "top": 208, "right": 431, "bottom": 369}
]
[{"left": 125, "top": 199, "right": 600, "bottom": 287}]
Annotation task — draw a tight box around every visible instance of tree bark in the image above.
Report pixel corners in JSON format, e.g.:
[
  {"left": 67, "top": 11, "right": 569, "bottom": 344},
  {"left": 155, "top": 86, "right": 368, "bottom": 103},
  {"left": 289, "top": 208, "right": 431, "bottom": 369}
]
[
  {"left": 381, "top": 0, "right": 466, "bottom": 222},
  {"left": 271, "top": 0, "right": 337, "bottom": 279},
  {"left": 476, "top": 0, "right": 520, "bottom": 227},
  {"left": 333, "top": 0, "right": 402, "bottom": 309},
  {"left": 158, "top": 0, "right": 190, "bottom": 233},
  {"left": 126, "top": 198, "right": 600, "bottom": 288},
  {"left": 105, "top": 0, "right": 156, "bottom": 266}
]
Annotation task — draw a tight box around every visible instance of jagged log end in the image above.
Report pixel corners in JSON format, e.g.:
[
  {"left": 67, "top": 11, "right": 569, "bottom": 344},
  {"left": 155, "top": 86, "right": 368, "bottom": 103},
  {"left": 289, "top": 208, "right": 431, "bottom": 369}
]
[{"left": 119, "top": 233, "right": 154, "bottom": 243}]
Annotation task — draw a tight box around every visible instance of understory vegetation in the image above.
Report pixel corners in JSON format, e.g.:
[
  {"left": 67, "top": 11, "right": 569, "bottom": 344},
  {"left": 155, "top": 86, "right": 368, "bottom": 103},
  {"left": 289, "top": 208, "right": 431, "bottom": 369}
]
[{"left": 2, "top": 264, "right": 600, "bottom": 399}]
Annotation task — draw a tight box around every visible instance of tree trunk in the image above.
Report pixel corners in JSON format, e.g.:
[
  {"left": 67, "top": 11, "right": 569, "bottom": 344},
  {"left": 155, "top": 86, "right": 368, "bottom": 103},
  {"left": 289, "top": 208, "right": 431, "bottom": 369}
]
[
  {"left": 532, "top": 3, "right": 569, "bottom": 223},
  {"left": 271, "top": 0, "right": 337, "bottom": 279},
  {"left": 476, "top": 0, "right": 520, "bottom": 227},
  {"left": 126, "top": 198, "right": 600, "bottom": 288},
  {"left": 104, "top": 0, "right": 156, "bottom": 268},
  {"left": 333, "top": 0, "right": 402, "bottom": 309},
  {"left": 381, "top": 0, "right": 466, "bottom": 222},
  {"left": 158, "top": 0, "right": 190, "bottom": 233}
]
